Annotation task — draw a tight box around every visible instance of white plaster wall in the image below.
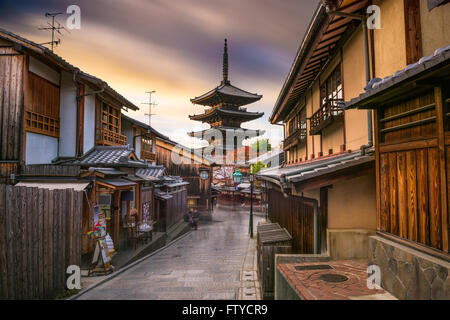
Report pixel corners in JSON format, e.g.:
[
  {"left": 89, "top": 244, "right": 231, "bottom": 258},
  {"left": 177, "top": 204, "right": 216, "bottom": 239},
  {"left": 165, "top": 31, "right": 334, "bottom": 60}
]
[
  {"left": 25, "top": 132, "right": 58, "bottom": 164},
  {"left": 59, "top": 71, "right": 77, "bottom": 157},
  {"left": 83, "top": 89, "right": 96, "bottom": 154},
  {"left": 29, "top": 56, "right": 60, "bottom": 85},
  {"left": 135, "top": 136, "right": 141, "bottom": 158},
  {"left": 121, "top": 117, "right": 135, "bottom": 151}
]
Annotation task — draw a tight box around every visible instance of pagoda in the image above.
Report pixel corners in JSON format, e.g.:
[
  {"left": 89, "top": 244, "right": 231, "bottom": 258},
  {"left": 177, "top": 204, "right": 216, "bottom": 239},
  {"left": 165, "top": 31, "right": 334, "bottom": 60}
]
[{"left": 189, "top": 39, "right": 264, "bottom": 164}]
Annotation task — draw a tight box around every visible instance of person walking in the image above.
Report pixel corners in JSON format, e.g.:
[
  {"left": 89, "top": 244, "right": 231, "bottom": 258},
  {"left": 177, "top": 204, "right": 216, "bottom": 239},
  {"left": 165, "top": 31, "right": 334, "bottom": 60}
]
[{"left": 192, "top": 208, "right": 200, "bottom": 230}]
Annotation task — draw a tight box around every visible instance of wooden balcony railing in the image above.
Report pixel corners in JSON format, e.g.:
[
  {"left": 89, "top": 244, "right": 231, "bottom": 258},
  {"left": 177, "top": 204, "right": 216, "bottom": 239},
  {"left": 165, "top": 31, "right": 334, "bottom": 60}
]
[
  {"left": 309, "top": 101, "right": 344, "bottom": 135},
  {"left": 141, "top": 150, "right": 156, "bottom": 162},
  {"left": 283, "top": 127, "right": 307, "bottom": 151},
  {"left": 96, "top": 128, "right": 127, "bottom": 146}
]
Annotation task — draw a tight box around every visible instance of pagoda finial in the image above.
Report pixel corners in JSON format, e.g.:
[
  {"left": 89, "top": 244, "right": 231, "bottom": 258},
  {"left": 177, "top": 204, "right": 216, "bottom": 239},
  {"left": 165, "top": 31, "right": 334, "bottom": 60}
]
[{"left": 223, "top": 38, "right": 229, "bottom": 84}]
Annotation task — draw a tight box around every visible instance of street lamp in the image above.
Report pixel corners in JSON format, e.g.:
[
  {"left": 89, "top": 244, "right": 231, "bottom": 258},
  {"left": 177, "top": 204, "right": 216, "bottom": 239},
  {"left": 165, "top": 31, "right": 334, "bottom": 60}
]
[
  {"left": 232, "top": 168, "right": 242, "bottom": 185},
  {"left": 249, "top": 173, "right": 254, "bottom": 239}
]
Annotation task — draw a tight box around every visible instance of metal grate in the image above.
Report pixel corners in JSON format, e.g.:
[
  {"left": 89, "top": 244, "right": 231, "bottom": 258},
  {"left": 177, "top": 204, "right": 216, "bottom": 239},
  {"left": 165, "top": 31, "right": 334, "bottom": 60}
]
[{"left": 318, "top": 273, "right": 349, "bottom": 283}]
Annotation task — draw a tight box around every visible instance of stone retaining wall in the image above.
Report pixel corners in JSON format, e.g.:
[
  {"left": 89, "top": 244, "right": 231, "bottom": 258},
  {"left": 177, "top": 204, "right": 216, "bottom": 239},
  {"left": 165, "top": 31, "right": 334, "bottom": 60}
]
[{"left": 368, "top": 235, "right": 450, "bottom": 300}]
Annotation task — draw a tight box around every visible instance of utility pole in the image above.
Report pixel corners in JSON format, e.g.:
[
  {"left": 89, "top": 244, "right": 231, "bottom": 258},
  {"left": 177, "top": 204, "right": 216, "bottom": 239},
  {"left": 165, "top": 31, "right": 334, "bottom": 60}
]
[
  {"left": 38, "top": 12, "right": 67, "bottom": 51},
  {"left": 142, "top": 90, "right": 157, "bottom": 131}
]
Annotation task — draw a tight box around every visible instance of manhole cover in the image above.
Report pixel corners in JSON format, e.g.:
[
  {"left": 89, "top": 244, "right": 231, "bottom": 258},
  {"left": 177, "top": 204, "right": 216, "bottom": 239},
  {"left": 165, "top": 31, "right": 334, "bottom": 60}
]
[
  {"left": 318, "top": 273, "right": 348, "bottom": 283},
  {"left": 295, "top": 265, "right": 333, "bottom": 271}
]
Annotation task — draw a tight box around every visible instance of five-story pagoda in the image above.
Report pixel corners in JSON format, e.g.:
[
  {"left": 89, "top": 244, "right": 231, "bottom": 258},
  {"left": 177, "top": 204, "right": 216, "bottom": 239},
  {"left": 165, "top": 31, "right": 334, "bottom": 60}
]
[{"left": 189, "top": 39, "right": 264, "bottom": 164}]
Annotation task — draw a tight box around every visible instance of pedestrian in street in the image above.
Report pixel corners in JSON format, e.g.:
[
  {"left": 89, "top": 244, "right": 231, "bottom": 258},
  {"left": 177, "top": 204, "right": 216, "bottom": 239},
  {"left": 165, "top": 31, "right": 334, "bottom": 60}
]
[
  {"left": 187, "top": 208, "right": 195, "bottom": 230},
  {"left": 192, "top": 208, "right": 199, "bottom": 230}
]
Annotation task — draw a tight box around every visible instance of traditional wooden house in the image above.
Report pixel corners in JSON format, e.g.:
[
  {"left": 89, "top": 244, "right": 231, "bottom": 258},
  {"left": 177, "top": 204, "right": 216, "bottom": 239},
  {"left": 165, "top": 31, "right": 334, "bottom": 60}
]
[
  {"left": 0, "top": 29, "right": 189, "bottom": 260},
  {"left": 259, "top": 0, "right": 450, "bottom": 274},
  {"left": 155, "top": 135, "right": 214, "bottom": 220},
  {"left": 345, "top": 45, "right": 450, "bottom": 299}
]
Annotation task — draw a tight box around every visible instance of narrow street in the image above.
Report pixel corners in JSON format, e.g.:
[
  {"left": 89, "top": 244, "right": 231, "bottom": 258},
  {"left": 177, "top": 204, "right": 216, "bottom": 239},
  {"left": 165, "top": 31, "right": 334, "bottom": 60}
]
[{"left": 77, "top": 207, "right": 263, "bottom": 300}]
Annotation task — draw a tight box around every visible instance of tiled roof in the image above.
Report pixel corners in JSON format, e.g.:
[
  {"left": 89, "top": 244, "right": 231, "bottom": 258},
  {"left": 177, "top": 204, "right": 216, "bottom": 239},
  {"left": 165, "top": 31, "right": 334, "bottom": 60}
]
[
  {"left": 121, "top": 113, "right": 170, "bottom": 140},
  {"left": 189, "top": 107, "right": 264, "bottom": 122},
  {"left": 136, "top": 165, "right": 166, "bottom": 181},
  {"left": 72, "top": 146, "right": 147, "bottom": 168},
  {"left": 0, "top": 28, "right": 139, "bottom": 111},
  {"left": 345, "top": 45, "right": 450, "bottom": 109},
  {"left": 191, "top": 82, "right": 262, "bottom": 107},
  {"left": 88, "top": 167, "right": 127, "bottom": 176},
  {"left": 257, "top": 150, "right": 374, "bottom": 184}
]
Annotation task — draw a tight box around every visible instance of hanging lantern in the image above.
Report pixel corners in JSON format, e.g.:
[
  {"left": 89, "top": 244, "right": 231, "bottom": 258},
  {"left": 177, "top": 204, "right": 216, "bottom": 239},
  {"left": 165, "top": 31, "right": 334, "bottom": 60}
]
[{"left": 232, "top": 168, "right": 243, "bottom": 184}]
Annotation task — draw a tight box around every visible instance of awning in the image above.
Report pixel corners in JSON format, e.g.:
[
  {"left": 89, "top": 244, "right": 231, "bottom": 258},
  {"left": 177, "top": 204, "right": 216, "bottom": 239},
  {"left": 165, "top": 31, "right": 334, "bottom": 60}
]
[
  {"left": 15, "top": 181, "right": 90, "bottom": 191},
  {"left": 155, "top": 191, "right": 173, "bottom": 200},
  {"left": 96, "top": 178, "right": 136, "bottom": 189}
]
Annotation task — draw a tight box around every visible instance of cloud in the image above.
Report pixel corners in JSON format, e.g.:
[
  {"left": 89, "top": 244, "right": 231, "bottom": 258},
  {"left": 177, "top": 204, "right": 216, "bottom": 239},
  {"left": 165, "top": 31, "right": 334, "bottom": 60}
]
[{"left": 0, "top": 0, "right": 318, "bottom": 147}]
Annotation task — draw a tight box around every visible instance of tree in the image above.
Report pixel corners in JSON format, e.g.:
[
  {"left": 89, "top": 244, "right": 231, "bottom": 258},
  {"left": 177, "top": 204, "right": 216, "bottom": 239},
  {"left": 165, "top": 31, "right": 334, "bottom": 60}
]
[
  {"left": 251, "top": 161, "right": 266, "bottom": 174},
  {"left": 251, "top": 139, "right": 271, "bottom": 154}
]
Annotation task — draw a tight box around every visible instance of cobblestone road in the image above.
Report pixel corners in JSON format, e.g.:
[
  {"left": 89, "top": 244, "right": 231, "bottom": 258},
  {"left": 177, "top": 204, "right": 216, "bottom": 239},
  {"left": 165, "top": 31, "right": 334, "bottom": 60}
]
[{"left": 77, "top": 207, "right": 263, "bottom": 300}]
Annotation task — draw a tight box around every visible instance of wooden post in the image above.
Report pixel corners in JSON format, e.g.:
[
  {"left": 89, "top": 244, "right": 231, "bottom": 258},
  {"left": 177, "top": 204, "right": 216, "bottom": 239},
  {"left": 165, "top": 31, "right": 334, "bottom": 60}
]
[
  {"left": 434, "top": 86, "right": 449, "bottom": 252},
  {"left": 319, "top": 187, "right": 328, "bottom": 254},
  {"left": 114, "top": 191, "right": 120, "bottom": 250}
]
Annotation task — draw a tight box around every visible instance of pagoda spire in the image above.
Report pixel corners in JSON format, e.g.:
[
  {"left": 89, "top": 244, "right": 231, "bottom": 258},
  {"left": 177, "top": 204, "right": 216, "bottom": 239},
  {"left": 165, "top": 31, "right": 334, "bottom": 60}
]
[{"left": 222, "top": 38, "right": 229, "bottom": 84}]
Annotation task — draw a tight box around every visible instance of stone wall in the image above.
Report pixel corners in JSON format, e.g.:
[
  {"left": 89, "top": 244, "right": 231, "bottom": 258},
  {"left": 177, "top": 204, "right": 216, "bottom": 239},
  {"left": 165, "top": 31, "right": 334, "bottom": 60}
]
[{"left": 369, "top": 235, "right": 450, "bottom": 300}]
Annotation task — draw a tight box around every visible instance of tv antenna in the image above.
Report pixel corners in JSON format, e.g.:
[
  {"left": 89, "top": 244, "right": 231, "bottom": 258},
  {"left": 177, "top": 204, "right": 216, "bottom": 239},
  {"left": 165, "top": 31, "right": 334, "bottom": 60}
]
[
  {"left": 38, "top": 12, "right": 69, "bottom": 51},
  {"left": 142, "top": 90, "right": 158, "bottom": 130}
]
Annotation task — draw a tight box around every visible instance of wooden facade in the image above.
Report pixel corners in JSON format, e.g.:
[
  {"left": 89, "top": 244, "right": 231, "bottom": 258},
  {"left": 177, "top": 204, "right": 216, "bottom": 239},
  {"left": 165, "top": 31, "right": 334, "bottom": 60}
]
[
  {"left": 267, "top": 188, "right": 316, "bottom": 254},
  {"left": 156, "top": 138, "right": 213, "bottom": 213},
  {"left": 0, "top": 46, "right": 24, "bottom": 170},
  {"left": 0, "top": 185, "right": 83, "bottom": 299},
  {"left": 155, "top": 186, "right": 187, "bottom": 233},
  {"left": 375, "top": 86, "right": 449, "bottom": 253}
]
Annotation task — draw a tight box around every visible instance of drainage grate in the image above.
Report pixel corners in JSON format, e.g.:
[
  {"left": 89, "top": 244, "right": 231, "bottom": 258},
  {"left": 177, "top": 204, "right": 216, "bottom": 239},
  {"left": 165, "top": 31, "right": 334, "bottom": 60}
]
[
  {"left": 318, "top": 273, "right": 349, "bottom": 283},
  {"left": 295, "top": 265, "right": 333, "bottom": 271}
]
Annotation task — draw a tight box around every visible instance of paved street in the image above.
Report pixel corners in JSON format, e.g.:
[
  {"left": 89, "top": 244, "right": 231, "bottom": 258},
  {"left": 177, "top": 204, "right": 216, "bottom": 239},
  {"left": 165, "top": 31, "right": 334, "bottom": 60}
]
[{"left": 77, "top": 207, "right": 263, "bottom": 300}]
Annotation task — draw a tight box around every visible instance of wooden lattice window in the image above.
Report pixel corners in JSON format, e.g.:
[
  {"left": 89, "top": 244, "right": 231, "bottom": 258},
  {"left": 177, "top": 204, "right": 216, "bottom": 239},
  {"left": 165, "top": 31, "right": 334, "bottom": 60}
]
[
  {"left": 100, "top": 101, "right": 121, "bottom": 133},
  {"left": 141, "top": 135, "right": 153, "bottom": 152},
  {"left": 320, "top": 64, "right": 343, "bottom": 108},
  {"left": 96, "top": 100, "right": 127, "bottom": 146},
  {"left": 25, "top": 111, "right": 60, "bottom": 138}
]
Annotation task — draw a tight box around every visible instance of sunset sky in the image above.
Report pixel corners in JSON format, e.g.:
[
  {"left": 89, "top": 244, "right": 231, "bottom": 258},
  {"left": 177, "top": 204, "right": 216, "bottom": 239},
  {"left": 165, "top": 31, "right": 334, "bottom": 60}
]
[{"left": 0, "top": 0, "right": 318, "bottom": 148}]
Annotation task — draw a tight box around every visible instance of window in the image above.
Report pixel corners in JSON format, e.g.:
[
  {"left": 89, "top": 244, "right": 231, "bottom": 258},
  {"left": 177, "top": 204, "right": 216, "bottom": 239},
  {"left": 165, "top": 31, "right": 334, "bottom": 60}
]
[
  {"left": 25, "top": 72, "right": 60, "bottom": 138},
  {"left": 96, "top": 100, "right": 127, "bottom": 145},
  {"left": 320, "top": 65, "right": 343, "bottom": 108},
  {"left": 141, "top": 136, "right": 153, "bottom": 152},
  {"left": 310, "top": 64, "right": 344, "bottom": 135},
  {"left": 100, "top": 101, "right": 121, "bottom": 133}
]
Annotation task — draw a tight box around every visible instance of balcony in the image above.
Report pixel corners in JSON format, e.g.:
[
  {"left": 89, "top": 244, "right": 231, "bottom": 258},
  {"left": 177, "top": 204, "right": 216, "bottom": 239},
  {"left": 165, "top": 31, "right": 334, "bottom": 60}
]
[
  {"left": 283, "top": 127, "right": 307, "bottom": 151},
  {"left": 96, "top": 128, "right": 127, "bottom": 146},
  {"left": 141, "top": 150, "right": 156, "bottom": 162},
  {"left": 309, "top": 101, "right": 344, "bottom": 135}
]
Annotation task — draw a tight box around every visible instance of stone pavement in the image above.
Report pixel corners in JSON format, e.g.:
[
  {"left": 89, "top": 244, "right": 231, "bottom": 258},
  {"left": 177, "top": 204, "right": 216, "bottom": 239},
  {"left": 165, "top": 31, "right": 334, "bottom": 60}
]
[{"left": 76, "top": 207, "right": 263, "bottom": 300}]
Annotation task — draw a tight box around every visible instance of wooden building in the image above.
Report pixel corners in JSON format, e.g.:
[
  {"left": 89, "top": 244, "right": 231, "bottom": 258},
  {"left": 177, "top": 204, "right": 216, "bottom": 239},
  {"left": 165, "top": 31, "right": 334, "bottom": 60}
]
[
  {"left": 346, "top": 45, "right": 450, "bottom": 299},
  {"left": 189, "top": 39, "right": 264, "bottom": 165},
  {"left": 156, "top": 136, "right": 214, "bottom": 219},
  {"left": 0, "top": 29, "right": 189, "bottom": 261},
  {"left": 258, "top": 0, "right": 449, "bottom": 299}
]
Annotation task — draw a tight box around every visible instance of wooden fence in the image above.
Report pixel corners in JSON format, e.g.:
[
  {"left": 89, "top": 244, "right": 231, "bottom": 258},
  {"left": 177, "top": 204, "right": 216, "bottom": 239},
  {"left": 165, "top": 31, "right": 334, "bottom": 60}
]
[
  {"left": 0, "top": 185, "right": 83, "bottom": 299},
  {"left": 267, "top": 188, "right": 315, "bottom": 254}
]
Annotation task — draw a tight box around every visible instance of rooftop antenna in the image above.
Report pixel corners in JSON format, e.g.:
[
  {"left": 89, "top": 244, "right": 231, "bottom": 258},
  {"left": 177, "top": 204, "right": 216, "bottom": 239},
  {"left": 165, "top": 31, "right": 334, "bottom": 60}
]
[
  {"left": 142, "top": 90, "right": 157, "bottom": 132},
  {"left": 38, "top": 12, "right": 68, "bottom": 51}
]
